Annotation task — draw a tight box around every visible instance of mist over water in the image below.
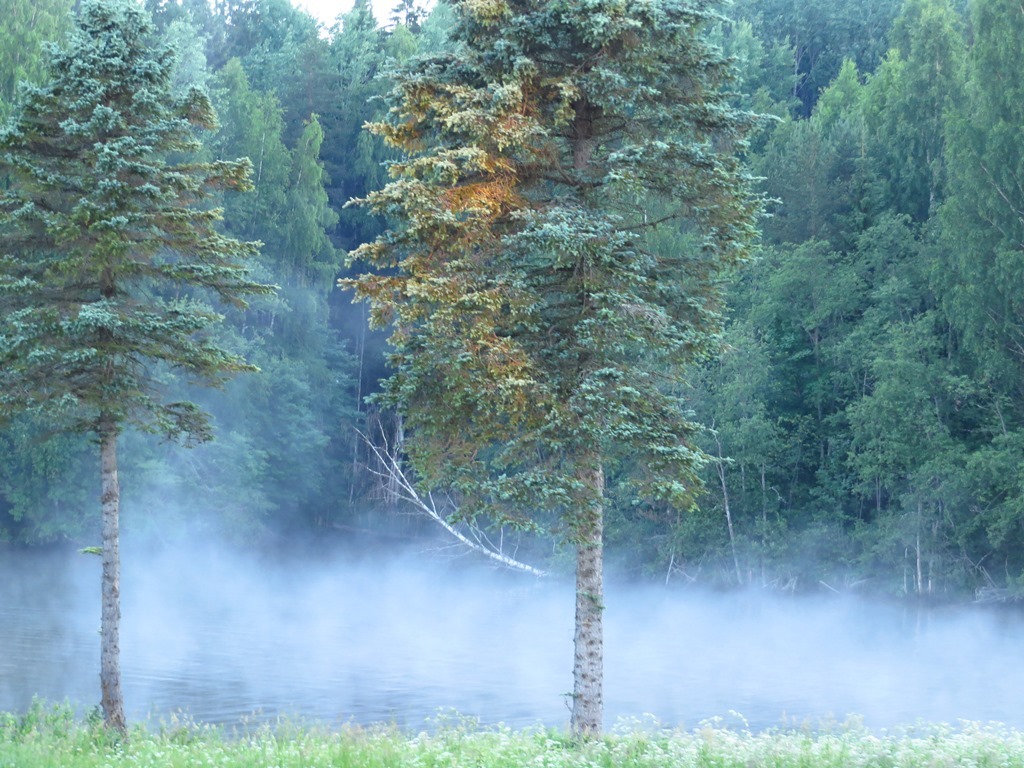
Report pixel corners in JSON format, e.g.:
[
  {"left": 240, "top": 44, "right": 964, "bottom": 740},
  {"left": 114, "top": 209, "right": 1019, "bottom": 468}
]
[{"left": 1, "top": 542, "right": 1022, "bottom": 731}]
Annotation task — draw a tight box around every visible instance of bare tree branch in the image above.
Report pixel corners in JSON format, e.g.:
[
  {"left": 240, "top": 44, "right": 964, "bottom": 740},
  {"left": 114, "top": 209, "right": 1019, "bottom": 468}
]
[{"left": 358, "top": 428, "right": 548, "bottom": 577}]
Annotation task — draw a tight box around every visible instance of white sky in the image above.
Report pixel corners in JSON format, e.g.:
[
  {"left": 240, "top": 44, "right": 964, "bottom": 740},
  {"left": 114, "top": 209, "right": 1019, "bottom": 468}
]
[{"left": 296, "top": 0, "right": 401, "bottom": 27}]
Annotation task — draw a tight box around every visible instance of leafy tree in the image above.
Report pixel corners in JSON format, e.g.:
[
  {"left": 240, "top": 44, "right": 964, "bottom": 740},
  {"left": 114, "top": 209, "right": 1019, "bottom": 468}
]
[
  {"left": 688, "top": 318, "right": 789, "bottom": 585},
  {"left": 746, "top": 240, "right": 865, "bottom": 502},
  {"left": 216, "top": 0, "right": 320, "bottom": 69},
  {"left": 962, "top": 430, "right": 1024, "bottom": 590},
  {"left": 938, "top": 0, "right": 1024, "bottom": 399},
  {"left": 162, "top": 18, "right": 213, "bottom": 97},
  {"left": 0, "top": 0, "right": 73, "bottom": 118},
  {"left": 211, "top": 58, "right": 291, "bottom": 247},
  {"left": 415, "top": 0, "right": 456, "bottom": 53},
  {"left": 706, "top": 19, "right": 797, "bottom": 119},
  {"left": 231, "top": 0, "right": 335, "bottom": 148},
  {"left": 0, "top": 0, "right": 269, "bottom": 729},
  {"left": 845, "top": 314, "right": 969, "bottom": 593},
  {"left": 729, "top": 0, "right": 900, "bottom": 116},
  {"left": 756, "top": 58, "right": 888, "bottom": 260},
  {"left": 388, "top": 0, "right": 427, "bottom": 31},
  {"left": 144, "top": 0, "right": 229, "bottom": 71},
  {"left": 928, "top": 0, "right": 1024, "bottom": 589},
  {"left": 283, "top": 116, "right": 339, "bottom": 282},
  {"left": 325, "top": 0, "right": 389, "bottom": 248},
  {"left": 204, "top": 50, "right": 362, "bottom": 533},
  {"left": 862, "top": 0, "right": 966, "bottom": 221},
  {"left": 0, "top": 418, "right": 95, "bottom": 542},
  {"left": 346, "top": 0, "right": 761, "bottom": 736}
]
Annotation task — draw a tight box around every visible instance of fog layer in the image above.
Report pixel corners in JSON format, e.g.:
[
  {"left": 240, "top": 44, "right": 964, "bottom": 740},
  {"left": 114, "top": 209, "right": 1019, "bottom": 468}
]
[{"left": 1, "top": 545, "right": 1020, "bottom": 730}]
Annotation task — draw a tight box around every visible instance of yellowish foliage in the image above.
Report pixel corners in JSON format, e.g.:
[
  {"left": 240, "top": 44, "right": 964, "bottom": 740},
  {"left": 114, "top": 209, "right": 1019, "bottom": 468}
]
[
  {"left": 463, "top": 0, "right": 510, "bottom": 25},
  {"left": 441, "top": 178, "right": 517, "bottom": 218}
]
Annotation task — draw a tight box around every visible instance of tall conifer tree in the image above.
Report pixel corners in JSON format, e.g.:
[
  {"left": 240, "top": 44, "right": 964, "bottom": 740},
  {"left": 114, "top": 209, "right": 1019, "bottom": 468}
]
[
  {"left": 346, "top": 0, "right": 761, "bottom": 736},
  {"left": 0, "top": 0, "right": 270, "bottom": 729}
]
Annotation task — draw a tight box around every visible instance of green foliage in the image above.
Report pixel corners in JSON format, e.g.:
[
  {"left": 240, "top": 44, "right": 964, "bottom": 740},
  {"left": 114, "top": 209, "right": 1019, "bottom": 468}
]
[
  {"left": 706, "top": 19, "right": 797, "bottom": 119},
  {"left": 729, "top": 0, "right": 900, "bottom": 116},
  {"left": 283, "top": 116, "right": 339, "bottom": 281},
  {"left": 756, "top": 92, "right": 875, "bottom": 253},
  {"left": 862, "top": 0, "right": 966, "bottom": 221},
  {"left": 5, "top": 704, "right": 1024, "bottom": 768},
  {"left": 347, "top": 0, "right": 763, "bottom": 533},
  {"left": 0, "top": 0, "right": 271, "bottom": 448},
  {"left": 0, "top": 416, "right": 94, "bottom": 542},
  {"left": 938, "top": 0, "right": 1024, "bottom": 396},
  {"left": 326, "top": 0, "right": 392, "bottom": 249},
  {"left": 211, "top": 58, "right": 292, "bottom": 248},
  {"left": 0, "top": 0, "right": 1022, "bottom": 598},
  {"left": 0, "top": 0, "right": 73, "bottom": 119},
  {"left": 162, "top": 18, "right": 213, "bottom": 97},
  {"left": 217, "top": 0, "right": 321, "bottom": 71},
  {"left": 144, "top": 0, "right": 229, "bottom": 73},
  {"left": 686, "top": 0, "right": 1024, "bottom": 594},
  {"left": 812, "top": 59, "right": 863, "bottom": 133},
  {"left": 683, "top": 318, "right": 790, "bottom": 584}
]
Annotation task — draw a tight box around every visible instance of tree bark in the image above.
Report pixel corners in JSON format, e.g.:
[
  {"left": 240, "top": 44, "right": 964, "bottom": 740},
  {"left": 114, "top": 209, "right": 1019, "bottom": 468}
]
[
  {"left": 99, "top": 416, "right": 127, "bottom": 732},
  {"left": 713, "top": 433, "right": 742, "bottom": 585},
  {"left": 570, "top": 462, "right": 604, "bottom": 739}
]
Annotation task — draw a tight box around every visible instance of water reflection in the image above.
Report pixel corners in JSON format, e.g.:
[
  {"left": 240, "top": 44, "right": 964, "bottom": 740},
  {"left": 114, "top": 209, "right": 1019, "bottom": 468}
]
[{"left": 1, "top": 546, "right": 1021, "bottom": 730}]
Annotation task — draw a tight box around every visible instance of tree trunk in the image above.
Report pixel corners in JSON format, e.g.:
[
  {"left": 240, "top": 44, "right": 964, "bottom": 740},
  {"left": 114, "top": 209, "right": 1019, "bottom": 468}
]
[
  {"left": 569, "top": 95, "right": 604, "bottom": 738},
  {"left": 99, "top": 417, "right": 127, "bottom": 732},
  {"left": 915, "top": 501, "right": 924, "bottom": 597},
  {"left": 714, "top": 434, "right": 741, "bottom": 585},
  {"left": 570, "top": 462, "right": 604, "bottom": 739},
  {"left": 718, "top": 462, "right": 742, "bottom": 585}
]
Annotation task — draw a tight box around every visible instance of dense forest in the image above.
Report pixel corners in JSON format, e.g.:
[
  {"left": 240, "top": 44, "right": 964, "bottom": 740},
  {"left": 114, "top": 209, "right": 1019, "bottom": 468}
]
[{"left": 1, "top": 0, "right": 1023, "bottom": 603}]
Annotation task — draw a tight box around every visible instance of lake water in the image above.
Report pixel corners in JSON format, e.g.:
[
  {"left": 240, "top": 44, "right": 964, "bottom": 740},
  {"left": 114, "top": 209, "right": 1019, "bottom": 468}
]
[{"left": 1, "top": 544, "right": 1022, "bottom": 732}]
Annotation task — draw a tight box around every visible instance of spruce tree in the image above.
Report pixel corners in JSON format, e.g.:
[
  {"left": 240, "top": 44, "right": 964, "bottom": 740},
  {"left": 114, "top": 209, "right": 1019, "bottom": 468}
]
[
  {"left": 0, "top": 0, "right": 270, "bottom": 730},
  {"left": 346, "top": 0, "right": 761, "bottom": 737}
]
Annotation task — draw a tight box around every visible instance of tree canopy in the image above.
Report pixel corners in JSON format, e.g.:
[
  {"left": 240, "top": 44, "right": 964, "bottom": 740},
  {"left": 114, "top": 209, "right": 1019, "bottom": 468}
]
[
  {"left": 5, "top": 0, "right": 1024, "bottom": 631},
  {"left": 346, "top": 0, "right": 762, "bottom": 735}
]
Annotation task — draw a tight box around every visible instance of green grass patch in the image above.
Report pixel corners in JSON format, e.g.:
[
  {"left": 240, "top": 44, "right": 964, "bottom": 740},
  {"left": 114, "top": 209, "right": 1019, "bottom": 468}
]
[{"left": 2, "top": 701, "right": 1024, "bottom": 768}]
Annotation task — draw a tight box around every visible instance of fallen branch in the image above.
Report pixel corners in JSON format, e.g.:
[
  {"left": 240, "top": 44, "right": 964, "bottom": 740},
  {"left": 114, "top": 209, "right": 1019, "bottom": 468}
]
[{"left": 358, "top": 428, "right": 547, "bottom": 577}]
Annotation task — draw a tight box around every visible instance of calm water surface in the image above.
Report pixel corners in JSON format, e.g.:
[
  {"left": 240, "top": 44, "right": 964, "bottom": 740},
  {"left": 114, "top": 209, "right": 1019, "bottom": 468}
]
[{"left": 1, "top": 545, "right": 1022, "bottom": 731}]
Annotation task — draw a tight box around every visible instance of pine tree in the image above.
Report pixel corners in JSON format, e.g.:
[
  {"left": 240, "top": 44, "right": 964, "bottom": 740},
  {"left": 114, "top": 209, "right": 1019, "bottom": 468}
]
[
  {"left": 346, "top": 0, "right": 761, "bottom": 737},
  {"left": 0, "top": 0, "right": 271, "bottom": 730}
]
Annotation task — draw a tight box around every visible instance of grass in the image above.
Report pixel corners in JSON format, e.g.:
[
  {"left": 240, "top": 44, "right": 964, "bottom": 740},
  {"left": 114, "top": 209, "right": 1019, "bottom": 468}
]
[{"left": 2, "top": 701, "right": 1024, "bottom": 768}]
